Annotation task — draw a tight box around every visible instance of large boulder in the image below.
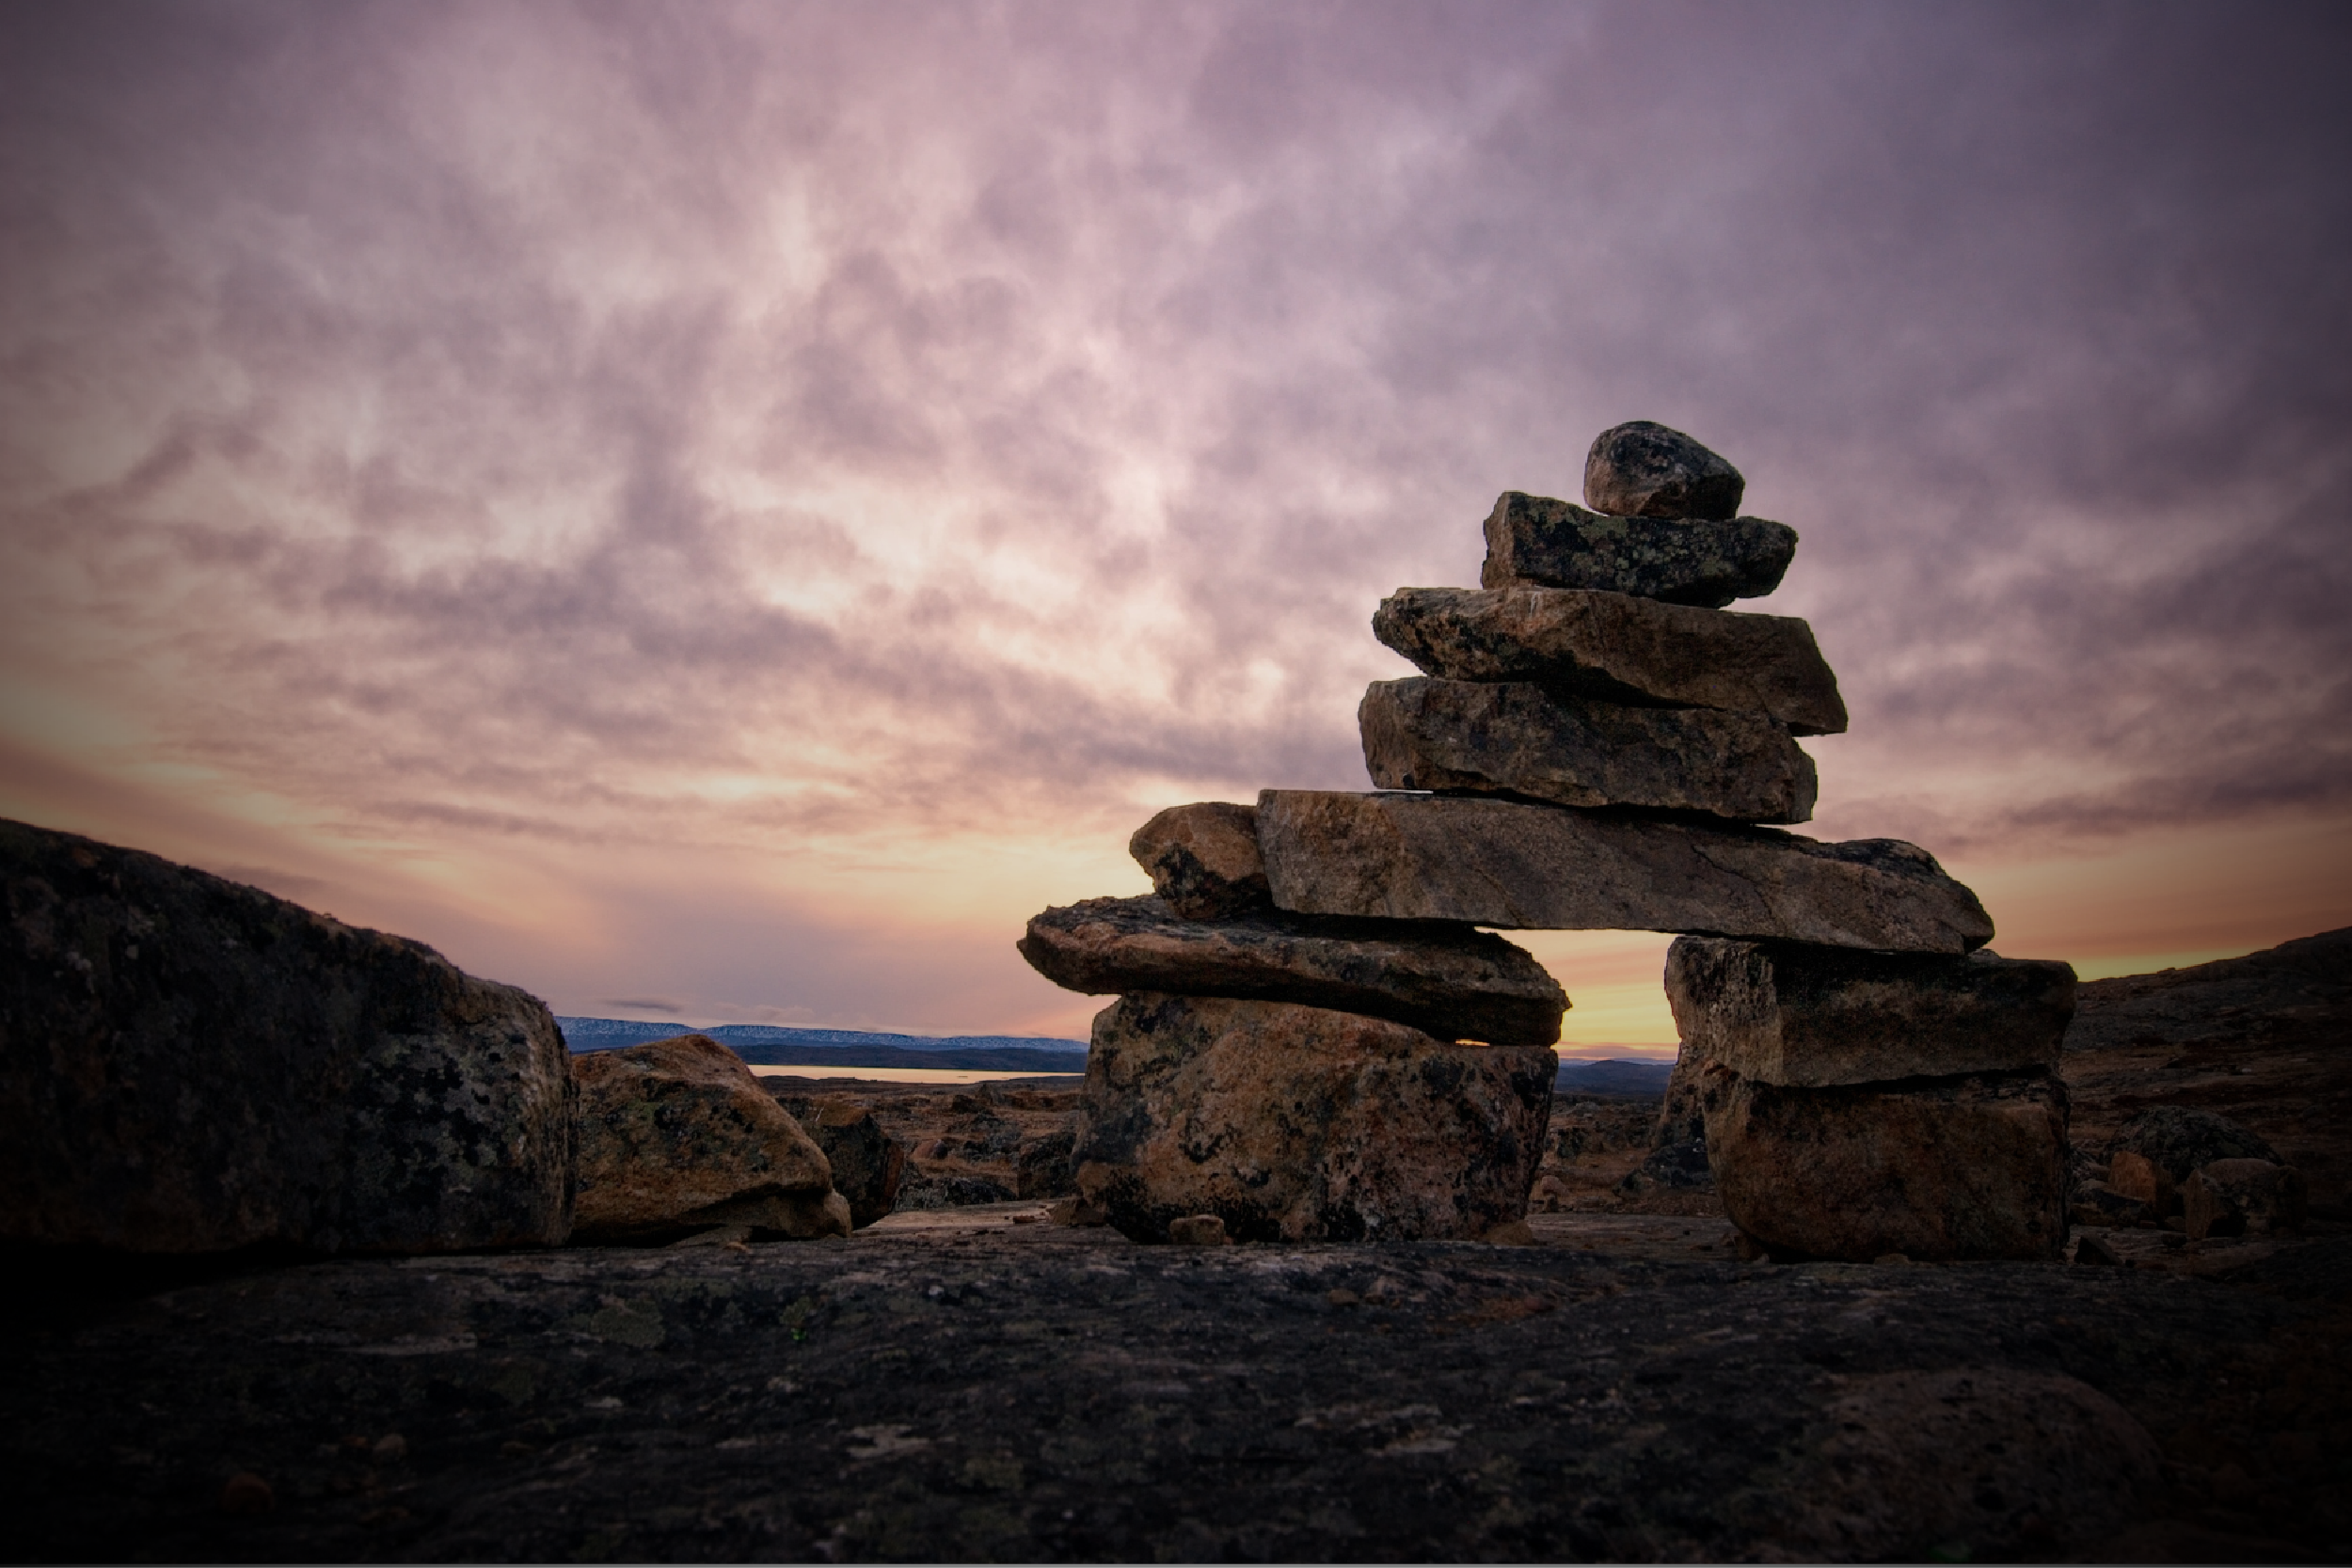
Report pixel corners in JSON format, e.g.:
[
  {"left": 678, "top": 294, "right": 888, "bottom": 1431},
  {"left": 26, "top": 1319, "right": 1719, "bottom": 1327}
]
[
  {"left": 1704, "top": 1067, "right": 2069, "bottom": 1261},
  {"left": 1255, "top": 790, "right": 1994, "bottom": 953},
  {"left": 1359, "top": 677, "right": 1818, "bottom": 823},
  {"left": 1663, "top": 937, "right": 2075, "bottom": 1086},
  {"left": 1373, "top": 586, "right": 1846, "bottom": 736},
  {"left": 0, "top": 818, "right": 574, "bottom": 1256},
  {"left": 572, "top": 1035, "right": 849, "bottom": 1243},
  {"left": 779, "top": 1097, "right": 907, "bottom": 1228},
  {"left": 1073, "top": 993, "right": 1554, "bottom": 1243},
  {"left": 1479, "top": 492, "right": 1796, "bottom": 608},
  {"left": 1582, "top": 420, "right": 1746, "bottom": 520},
  {"left": 1017, "top": 895, "right": 1566, "bottom": 1048},
  {"left": 1127, "top": 801, "right": 1271, "bottom": 919}
]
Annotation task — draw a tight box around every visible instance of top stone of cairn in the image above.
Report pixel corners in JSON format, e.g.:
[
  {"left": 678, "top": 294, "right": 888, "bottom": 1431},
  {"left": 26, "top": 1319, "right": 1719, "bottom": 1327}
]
[{"left": 1584, "top": 420, "right": 1745, "bottom": 520}]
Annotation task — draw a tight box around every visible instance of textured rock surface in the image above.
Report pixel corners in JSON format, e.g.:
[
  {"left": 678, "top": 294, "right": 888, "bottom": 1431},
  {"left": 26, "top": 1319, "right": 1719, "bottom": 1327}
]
[
  {"left": 572, "top": 1036, "right": 848, "bottom": 1243},
  {"left": 1127, "top": 801, "right": 1270, "bottom": 919},
  {"left": 2065, "top": 927, "right": 2352, "bottom": 1053},
  {"left": 2108, "top": 1105, "right": 2280, "bottom": 1182},
  {"left": 1664, "top": 936, "right": 2075, "bottom": 1087},
  {"left": 1480, "top": 492, "right": 1797, "bottom": 608},
  {"left": 2184, "top": 1158, "right": 2307, "bottom": 1239},
  {"left": 1256, "top": 790, "right": 1994, "bottom": 953},
  {"left": 1360, "top": 677, "right": 1818, "bottom": 823},
  {"left": 1373, "top": 585, "right": 1847, "bottom": 735},
  {"left": 1705, "top": 1067, "right": 2070, "bottom": 1261},
  {"left": 1018, "top": 895, "right": 1565, "bottom": 1048},
  {"left": 1582, "top": 420, "right": 1746, "bottom": 520},
  {"left": 0, "top": 817, "right": 574, "bottom": 1256},
  {"left": 11, "top": 1222, "right": 2345, "bottom": 1563},
  {"left": 800, "top": 1100, "right": 908, "bottom": 1228},
  {"left": 1072, "top": 993, "right": 1555, "bottom": 1243}
]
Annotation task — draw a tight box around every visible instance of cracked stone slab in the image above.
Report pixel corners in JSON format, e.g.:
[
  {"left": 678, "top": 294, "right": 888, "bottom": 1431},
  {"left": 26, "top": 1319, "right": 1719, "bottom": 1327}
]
[
  {"left": 1254, "top": 790, "right": 1994, "bottom": 953},
  {"left": 1018, "top": 895, "right": 1565, "bottom": 1048},
  {"left": 1374, "top": 585, "right": 1846, "bottom": 736},
  {"left": 1479, "top": 491, "right": 1797, "bottom": 608},
  {"left": 1359, "top": 677, "right": 1818, "bottom": 823},
  {"left": 1665, "top": 936, "right": 2076, "bottom": 1087}
]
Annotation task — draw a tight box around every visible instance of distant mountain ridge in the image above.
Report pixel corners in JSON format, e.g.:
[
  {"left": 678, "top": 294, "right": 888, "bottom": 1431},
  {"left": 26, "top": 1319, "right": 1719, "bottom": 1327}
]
[{"left": 556, "top": 1017, "right": 1089, "bottom": 1072}]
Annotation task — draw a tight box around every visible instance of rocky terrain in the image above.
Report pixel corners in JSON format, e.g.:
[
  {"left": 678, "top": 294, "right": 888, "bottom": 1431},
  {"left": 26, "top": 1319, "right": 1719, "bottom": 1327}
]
[{"left": 8, "top": 927, "right": 2346, "bottom": 1561}]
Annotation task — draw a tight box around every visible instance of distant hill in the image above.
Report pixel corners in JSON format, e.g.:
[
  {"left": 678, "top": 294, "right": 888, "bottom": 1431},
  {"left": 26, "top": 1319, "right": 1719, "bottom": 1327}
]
[
  {"left": 1555, "top": 1057, "right": 1675, "bottom": 1098},
  {"left": 556, "top": 1017, "right": 1089, "bottom": 1073}
]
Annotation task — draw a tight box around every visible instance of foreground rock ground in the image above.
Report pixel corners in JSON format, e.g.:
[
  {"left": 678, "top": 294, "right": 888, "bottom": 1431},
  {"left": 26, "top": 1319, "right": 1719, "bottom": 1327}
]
[
  {"left": 7, "top": 930, "right": 2347, "bottom": 1564},
  {"left": 7, "top": 1217, "right": 2345, "bottom": 1561}
]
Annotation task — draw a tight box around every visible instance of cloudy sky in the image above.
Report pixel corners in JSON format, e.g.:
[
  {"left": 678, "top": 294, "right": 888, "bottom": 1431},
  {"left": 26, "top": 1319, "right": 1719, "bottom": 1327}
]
[{"left": 4, "top": 0, "right": 2347, "bottom": 1046}]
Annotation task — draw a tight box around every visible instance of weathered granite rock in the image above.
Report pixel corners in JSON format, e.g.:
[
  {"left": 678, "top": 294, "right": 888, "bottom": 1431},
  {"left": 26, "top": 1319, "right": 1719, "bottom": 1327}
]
[
  {"left": 2105, "top": 1149, "right": 2177, "bottom": 1214},
  {"left": 1072, "top": 993, "right": 1555, "bottom": 1243},
  {"left": 1480, "top": 492, "right": 1797, "bottom": 608},
  {"left": 1374, "top": 586, "right": 1847, "bottom": 735},
  {"left": 1360, "top": 677, "right": 1818, "bottom": 823},
  {"left": 0, "top": 817, "right": 574, "bottom": 1256},
  {"left": 2183, "top": 1158, "right": 2307, "bottom": 1239},
  {"left": 803, "top": 1100, "right": 908, "bottom": 1228},
  {"left": 1256, "top": 790, "right": 1994, "bottom": 953},
  {"left": 2107, "top": 1106, "right": 2279, "bottom": 1183},
  {"left": 2063, "top": 926, "right": 2351, "bottom": 1053},
  {"left": 1128, "top": 801, "right": 1270, "bottom": 919},
  {"left": 1582, "top": 420, "right": 1746, "bottom": 520},
  {"left": 1018, "top": 895, "right": 1566, "bottom": 1048},
  {"left": 572, "top": 1036, "right": 849, "bottom": 1243},
  {"left": 1664, "top": 937, "right": 2075, "bottom": 1087},
  {"left": 1704, "top": 1066, "right": 2070, "bottom": 1261},
  {"left": 1774, "top": 1369, "right": 2159, "bottom": 1562},
  {"left": 1014, "top": 1127, "right": 1076, "bottom": 1198}
]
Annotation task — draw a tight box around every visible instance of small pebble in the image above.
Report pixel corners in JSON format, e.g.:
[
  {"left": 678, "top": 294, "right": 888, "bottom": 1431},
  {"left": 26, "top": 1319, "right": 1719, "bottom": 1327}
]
[
  {"left": 1327, "top": 1288, "right": 1360, "bottom": 1307},
  {"left": 372, "top": 1433, "right": 407, "bottom": 1464}
]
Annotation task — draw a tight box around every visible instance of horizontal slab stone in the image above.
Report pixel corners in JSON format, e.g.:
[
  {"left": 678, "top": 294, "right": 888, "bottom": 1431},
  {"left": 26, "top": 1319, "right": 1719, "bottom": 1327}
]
[
  {"left": 1, "top": 817, "right": 575, "bottom": 1256},
  {"left": 1072, "top": 993, "right": 1555, "bottom": 1243},
  {"left": 1584, "top": 420, "right": 1745, "bottom": 520},
  {"left": 1018, "top": 895, "right": 1565, "bottom": 1048},
  {"left": 1127, "top": 800, "right": 1270, "bottom": 919},
  {"left": 1705, "top": 1065, "right": 2069, "bottom": 1262},
  {"left": 1360, "top": 677, "right": 1817, "bottom": 824},
  {"left": 1255, "top": 790, "right": 1994, "bottom": 954},
  {"left": 1664, "top": 937, "right": 2075, "bottom": 1086},
  {"left": 1374, "top": 586, "right": 1847, "bottom": 736},
  {"left": 1481, "top": 492, "right": 1797, "bottom": 608}
]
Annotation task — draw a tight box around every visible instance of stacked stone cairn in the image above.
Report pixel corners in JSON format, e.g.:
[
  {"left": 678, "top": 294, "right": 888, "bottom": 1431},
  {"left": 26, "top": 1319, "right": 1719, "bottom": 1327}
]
[{"left": 1022, "top": 420, "right": 2077, "bottom": 1260}]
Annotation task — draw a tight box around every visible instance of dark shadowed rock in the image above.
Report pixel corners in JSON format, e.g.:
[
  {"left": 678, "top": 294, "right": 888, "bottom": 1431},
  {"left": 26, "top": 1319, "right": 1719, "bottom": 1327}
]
[
  {"left": 1127, "top": 801, "right": 1270, "bottom": 919},
  {"left": 1018, "top": 895, "right": 1566, "bottom": 1048},
  {"left": 1773, "top": 1369, "right": 2160, "bottom": 1560},
  {"left": 1360, "top": 677, "right": 1818, "bottom": 823},
  {"left": 0, "top": 817, "right": 574, "bottom": 1256},
  {"left": 573, "top": 1035, "right": 849, "bottom": 1243},
  {"left": 1073, "top": 993, "right": 1554, "bottom": 1243},
  {"left": 1256, "top": 790, "right": 1994, "bottom": 953},
  {"left": 1480, "top": 492, "right": 1796, "bottom": 608},
  {"left": 2064, "top": 927, "right": 2352, "bottom": 1052},
  {"left": 1373, "top": 585, "right": 1847, "bottom": 735},
  {"left": 1705, "top": 1066, "right": 2069, "bottom": 1261},
  {"left": 1664, "top": 936, "right": 2075, "bottom": 1086},
  {"left": 2184, "top": 1158, "right": 2307, "bottom": 1239},
  {"left": 803, "top": 1100, "right": 908, "bottom": 1228},
  {"left": 1014, "top": 1127, "right": 1076, "bottom": 1198},
  {"left": 1582, "top": 420, "right": 1746, "bottom": 520},
  {"left": 893, "top": 1170, "right": 1016, "bottom": 1210},
  {"left": 2107, "top": 1105, "right": 2280, "bottom": 1182}
]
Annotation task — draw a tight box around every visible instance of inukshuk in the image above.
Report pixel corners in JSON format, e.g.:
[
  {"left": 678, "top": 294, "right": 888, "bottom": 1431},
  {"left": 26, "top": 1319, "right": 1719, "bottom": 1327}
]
[{"left": 1021, "top": 420, "right": 2076, "bottom": 1259}]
